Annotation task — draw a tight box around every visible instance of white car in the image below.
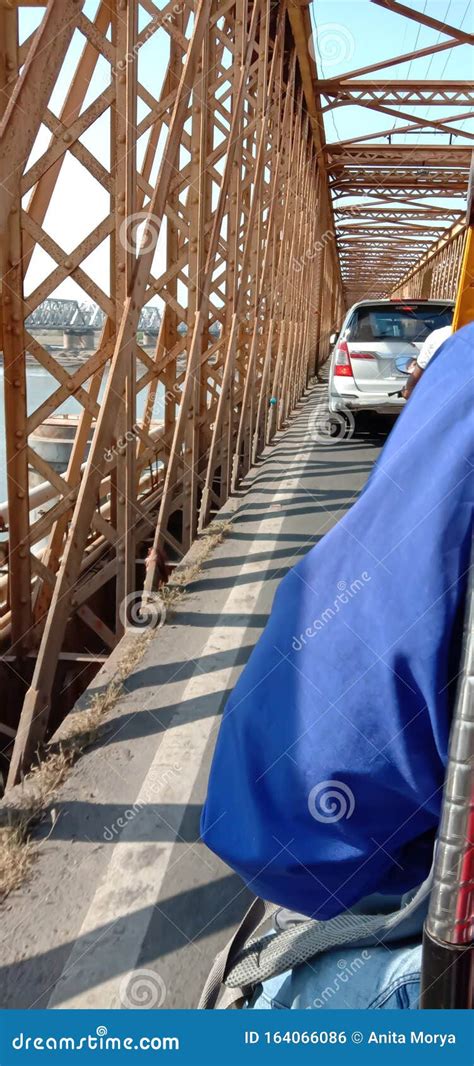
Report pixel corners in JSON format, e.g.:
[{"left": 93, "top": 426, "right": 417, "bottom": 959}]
[{"left": 328, "top": 298, "right": 454, "bottom": 427}]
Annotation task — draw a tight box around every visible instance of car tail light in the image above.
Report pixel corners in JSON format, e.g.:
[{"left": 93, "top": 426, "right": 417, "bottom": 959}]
[
  {"left": 334, "top": 340, "right": 354, "bottom": 377},
  {"left": 350, "top": 351, "right": 376, "bottom": 360}
]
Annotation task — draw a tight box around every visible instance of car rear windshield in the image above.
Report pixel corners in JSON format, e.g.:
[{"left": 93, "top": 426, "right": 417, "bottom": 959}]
[{"left": 347, "top": 303, "right": 453, "bottom": 343}]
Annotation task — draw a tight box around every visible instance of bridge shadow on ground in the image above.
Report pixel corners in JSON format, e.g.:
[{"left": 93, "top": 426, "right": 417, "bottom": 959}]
[{"left": 0, "top": 383, "right": 388, "bottom": 1009}]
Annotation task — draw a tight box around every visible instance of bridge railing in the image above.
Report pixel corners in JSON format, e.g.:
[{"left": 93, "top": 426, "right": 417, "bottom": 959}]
[
  {"left": 391, "top": 222, "right": 467, "bottom": 301},
  {"left": 1, "top": 0, "right": 343, "bottom": 784}
]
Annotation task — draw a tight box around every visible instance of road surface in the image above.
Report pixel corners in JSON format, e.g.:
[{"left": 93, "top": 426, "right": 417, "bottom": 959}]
[{"left": 0, "top": 383, "right": 391, "bottom": 1009}]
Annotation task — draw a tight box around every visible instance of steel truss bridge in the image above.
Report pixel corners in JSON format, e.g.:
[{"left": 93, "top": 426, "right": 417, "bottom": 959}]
[
  {"left": 24, "top": 299, "right": 161, "bottom": 333},
  {"left": 0, "top": 0, "right": 472, "bottom": 786}
]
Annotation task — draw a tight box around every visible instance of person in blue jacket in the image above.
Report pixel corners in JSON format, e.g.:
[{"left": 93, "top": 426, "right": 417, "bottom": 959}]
[{"left": 201, "top": 323, "right": 473, "bottom": 1009}]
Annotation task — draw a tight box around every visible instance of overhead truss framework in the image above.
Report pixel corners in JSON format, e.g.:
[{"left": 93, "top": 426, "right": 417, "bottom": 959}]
[
  {"left": 0, "top": 0, "right": 471, "bottom": 785},
  {"left": 311, "top": 0, "right": 473, "bottom": 304}
]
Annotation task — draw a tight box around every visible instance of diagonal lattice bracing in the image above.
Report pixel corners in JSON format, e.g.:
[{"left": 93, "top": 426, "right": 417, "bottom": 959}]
[{"left": 1, "top": 0, "right": 343, "bottom": 785}]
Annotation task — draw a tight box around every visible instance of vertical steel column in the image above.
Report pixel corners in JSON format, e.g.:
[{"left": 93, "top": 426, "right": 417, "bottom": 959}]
[
  {"left": 1, "top": 3, "right": 32, "bottom": 657},
  {"left": 114, "top": 0, "right": 138, "bottom": 632}
]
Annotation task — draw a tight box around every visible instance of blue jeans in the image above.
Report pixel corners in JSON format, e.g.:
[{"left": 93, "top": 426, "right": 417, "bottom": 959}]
[
  {"left": 248, "top": 891, "right": 426, "bottom": 1010},
  {"left": 249, "top": 941, "right": 421, "bottom": 1010}
]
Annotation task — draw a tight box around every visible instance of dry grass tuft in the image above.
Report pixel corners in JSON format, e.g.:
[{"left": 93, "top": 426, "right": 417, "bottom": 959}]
[
  {"left": 0, "top": 826, "right": 34, "bottom": 903},
  {"left": 0, "top": 518, "right": 232, "bottom": 901},
  {"left": 0, "top": 635, "right": 153, "bottom": 900},
  {"left": 160, "top": 519, "right": 232, "bottom": 609}
]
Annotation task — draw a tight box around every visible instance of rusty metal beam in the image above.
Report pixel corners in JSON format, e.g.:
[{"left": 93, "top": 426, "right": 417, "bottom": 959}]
[
  {"left": 321, "top": 82, "right": 474, "bottom": 109},
  {"left": 334, "top": 40, "right": 464, "bottom": 83},
  {"left": 370, "top": 0, "right": 474, "bottom": 46},
  {"left": 327, "top": 145, "right": 472, "bottom": 165}
]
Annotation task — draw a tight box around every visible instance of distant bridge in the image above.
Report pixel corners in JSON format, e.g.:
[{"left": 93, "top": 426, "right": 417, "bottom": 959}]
[{"left": 25, "top": 299, "right": 161, "bottom": 333}]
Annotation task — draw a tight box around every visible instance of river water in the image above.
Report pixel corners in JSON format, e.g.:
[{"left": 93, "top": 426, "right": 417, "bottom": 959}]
[{"left": 0, "top": 366, "right": 165, "bottom": 503}]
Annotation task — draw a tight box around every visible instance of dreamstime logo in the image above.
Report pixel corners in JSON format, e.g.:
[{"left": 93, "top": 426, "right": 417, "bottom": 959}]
[
  {"left": 103, "top": 801, "right": 144, "bottom": 841},
  {"left": 112, "top": 4, "right": 184, "bottom": 76},
  {"left": 102, "top": 766, "right": 181, "bottom": 840},
  {"left": 308, "top": 952, "right": 371, "bottom": 1008},
  {"left": 308, "top": 402, "right": 355, "bottom": 444},
  {"left": 104, "top": 423, "right": 140, "bottom": 463},
  {"left": 308, "top": 780, "right": 355, "bottom": 823},
  {"left": 119, "top": 211, "right": 161, "bottom": 254},
  {"left": 309, "top": 22, "right": 355, "bottom": 69},
  {"left": 141, "top": 762, "right": 182, "bottom": 804},
  {"left": 119, "top": 969, "right": 166, "bottom": 1009},
  {"left": 292, "top": 229, "right": 334, "bottom": 273},
  {"left": 164, "top": 380, "right": 182, "bottom": 406},
  {"left": 291, "top": 572, "right": 371, "bottom": 652},
  {"left": 120, "top": 591, "right": 166, "bottom": 634}
]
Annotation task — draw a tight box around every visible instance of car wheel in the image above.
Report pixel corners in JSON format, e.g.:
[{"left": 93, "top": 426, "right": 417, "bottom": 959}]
[
  {"left": 328, "top": 411, "right": 355, "bottom": 440},
  {"left": 328, "top": 418, "right": 339, "bottom": 437}
]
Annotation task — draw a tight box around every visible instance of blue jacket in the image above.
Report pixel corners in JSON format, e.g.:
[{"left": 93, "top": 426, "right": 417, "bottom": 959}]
[{"left": 201, "top": 324, "right": 474, "bottom": 919}]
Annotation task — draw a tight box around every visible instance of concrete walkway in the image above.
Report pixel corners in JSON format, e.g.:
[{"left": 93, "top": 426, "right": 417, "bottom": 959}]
[{"left": 0, "top": 382, "right": 388, "bottom": 1009}]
